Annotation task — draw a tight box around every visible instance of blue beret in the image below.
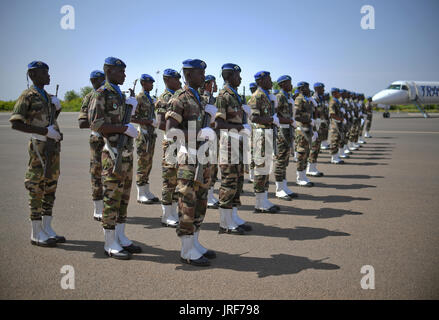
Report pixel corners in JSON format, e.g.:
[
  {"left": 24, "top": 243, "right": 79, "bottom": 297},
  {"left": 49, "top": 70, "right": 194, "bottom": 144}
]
[
  {"left": 254, "top": 71, "right": 270, "bottom": 80},
  {"left": 104, "top": 57, "right": 126, "bottom": 67},
  {"left": 182, "top": 59, "right": 207, "bottom": 69},
  {"left": 205, "top": 75, "right": 216, "bottom": 82},
  {"left": 294, "top": 89, "right": 300, "bottom": 94},
  {"left": 221, "top": 63, "right": 241, "bottom": 72},
  {"left": 277, "top": 75, "right": 292, "bottom": 84},
  {"left": 249, "top": 82, "right": 257, "bottom": 89},
  {"left": 331, "top": 88, "right": 339, "bottom": 93},
  {"left": 90, "top": 70, "right": 104, "bottom": 79},
  {"left": 339, "top": 89, "right": 347, "bottom": 93},
  {"left": 273, "top": 89, "right": 280, "bottom": 94},
  {"left": 297, "top": 81, "right": 309, "bottom": 88},
  {"left": 140, "top": 74, "right": 155, "bottom": 82},
  {"left": 163, "top": 69, "right": 181, "bottom": 78},
  {"left": 28, "top": 61, "right": 49, "bottom": 70},
  {"left": 314, "top": 82, "right": 324, "bottom": 88}
]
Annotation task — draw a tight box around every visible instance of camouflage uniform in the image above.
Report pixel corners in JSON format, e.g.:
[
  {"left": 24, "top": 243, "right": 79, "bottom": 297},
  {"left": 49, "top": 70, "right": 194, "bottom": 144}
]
[
  {"left": 248, "top": 87, "right": 274, "bottom": 194},
  {"left": 329, "top": 97, "right": 344, "bottom": 155},
  {"left": 294, "top": 93, "right": 314, "bottom": 171},
  {"left": 10, "top": 86, "right": 61, "bottom": 220},
  {"left": 88, "top": 81, "right": 134, "bottom": 229},
  {"left": 308, "top": 93, "right": 329, "bottom": 163},
  {"left": 274, "top": 90, "right": 293, "bottom": 181},
  {"left": 215, "top": 85, "right": 245, "bottom": 209},
  {"left": 348, "top": 98, "right": 360, "bottom": 143},
  {"left": 166, "top": 86, "right": 211, "bottom": 236},
  {"left": 364, "top": 100, "right": 373, "bottom": 132},
  {"left": 133, "top": 90, "right": 157, "bottom": 186},
  {"left": 78, "top": 91, "right": 104, "bottom": 201},
  {"left": 156, "top": 89, "right": 179, "bottom": 206}
]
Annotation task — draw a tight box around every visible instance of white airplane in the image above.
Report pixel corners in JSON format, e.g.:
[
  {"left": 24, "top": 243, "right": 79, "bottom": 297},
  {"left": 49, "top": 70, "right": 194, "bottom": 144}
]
[{"left": 372, "top": 80, "right": 439, "bottom": 118}]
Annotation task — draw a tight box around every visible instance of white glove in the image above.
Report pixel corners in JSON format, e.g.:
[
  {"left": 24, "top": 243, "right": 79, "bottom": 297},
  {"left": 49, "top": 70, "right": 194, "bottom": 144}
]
[
  {"left": 272, "top": 114, "right": 280, "bottom": 127},
  {"left": 242, "top": 123, "right": 252, "bottom": 135},
  {"left": 310, "top": 97, "right": 318, "bottom": 107},
  {"left": 269, "top": 93, "right": 276, "bottom": 102},
  {"left": 311, "top": 119, "right": 315, "bottom": 127},
  {"left": 51, "top": 96, "right": 61, "bottom": 111},
  {"left": 242, "top": 104, "right": 252, "bottom": 117},
  {"left": 125, "top": 97, "right": 138, "bottom": 115},
  {"left": 312, "top": 131, "right": 318, "bottom": 142},
  {"left": 343, "top": 119, "right": 347, "bottom": 125},
  {"left": 197, "top": 127, "right": 216, "bottom": 141},
  {"left": 361, "top": 118, "right": 365, "bottom": 126},
  {"left": 316, "top": 118, "right": 321, "bottom": 128},
  {"left": 292, "top": 119, "right": 297, "bottom": 128},
  {"left": 151, "top": 119, "right": 158, "bottom": 128},
  {"left": 359, "top": 111, "right": 363, "bottom": 117},
  {"left": 124, "top": 123, "right": 138, "bottom": 138},
  {"left": 351, "top": 111, "right": 354, "bottom": 118},
  {"left": 340, "top": 107, "right": 346, "bottom": 114},
  {"left": 46, "top": 125, "right": 61, "bottom": 141},
  {"left": 204, "top": 104, "right": 217, "bottom": 123}
]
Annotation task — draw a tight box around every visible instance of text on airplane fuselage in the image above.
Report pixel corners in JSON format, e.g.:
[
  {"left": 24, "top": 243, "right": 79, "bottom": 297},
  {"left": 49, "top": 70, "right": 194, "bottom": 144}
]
[{"left": 420, "top": 86, "right": 439, "bottom": 97}]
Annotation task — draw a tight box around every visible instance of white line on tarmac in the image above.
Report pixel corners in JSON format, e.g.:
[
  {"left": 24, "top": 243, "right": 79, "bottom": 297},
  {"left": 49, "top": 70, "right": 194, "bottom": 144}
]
[{"left": 373, "top": 130, "right": 439, "bottom": 134}]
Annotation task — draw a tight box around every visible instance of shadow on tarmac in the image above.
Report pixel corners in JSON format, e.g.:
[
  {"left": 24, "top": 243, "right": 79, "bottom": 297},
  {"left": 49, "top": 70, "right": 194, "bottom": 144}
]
[{"left": 322, "top": 174, "right": 384, "bottom": 179}]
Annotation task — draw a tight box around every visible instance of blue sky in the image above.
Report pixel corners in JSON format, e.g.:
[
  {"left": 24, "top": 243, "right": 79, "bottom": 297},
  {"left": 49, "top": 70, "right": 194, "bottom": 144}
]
[{"left": 1, "top": 0, "right": 438, "bottom": 100}]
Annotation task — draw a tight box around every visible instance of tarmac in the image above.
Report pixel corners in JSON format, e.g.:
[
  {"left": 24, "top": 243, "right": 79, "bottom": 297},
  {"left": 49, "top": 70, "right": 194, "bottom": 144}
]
[{"left": 0, "top": 112, "right": 438, "bottom": 299}]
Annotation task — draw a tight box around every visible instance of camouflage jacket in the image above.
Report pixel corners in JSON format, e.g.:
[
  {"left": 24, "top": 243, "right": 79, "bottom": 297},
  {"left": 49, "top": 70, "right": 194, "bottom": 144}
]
[
  {"left": 166, "top": 85, "right": 206, "bottom": 135},
  {"left": 155, "top": 89, "right": 175, "bottom": 115},
  {"left": 10, "top": 86, "right": 60, "bottom": 131},
  {"left": 248, "top": 87, "right": 273, "bottom": 129},
  {"left": 88, "top": 81, "right": 133, "bottom": 150},
  {"left": 276, "top": 91, "right": 293, "bottom": 120},
  {"left": 200, "top": 90, "right": 216, "bottom": 105},
  {"left": 215, "top": 85, "right": 245, "bottom": 124},
  {"left": 312, "top": 92, "right": 329, "bottom": 122},
  {"left": 78, "top": 91, "right": 93, "bottom": 122},
  {"left": 133, "top": 90, "right": 156, "bottom": 132},
  {"left": 294, "top": 93, "right": 314, "bottom": 128},
  {"left": 329, "top": 98, "right": 343, "bottom": 124}
]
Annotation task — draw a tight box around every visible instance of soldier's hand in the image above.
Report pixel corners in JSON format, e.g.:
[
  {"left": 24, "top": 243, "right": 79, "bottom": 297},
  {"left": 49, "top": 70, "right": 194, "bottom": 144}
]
[
  {"left": 312, "top": 131, "right": 318, "bottom": 142},
  {"left": 125, "top": 97, "right": 138, "bottom": 115},
  {"left": 46, "top": 125, "right": 61, "bottom": 141},
  {"left": 124, "top": 123, "right": 138, "bottom": 138},
  {"left": 197, "top": 127, "right": 216, "bottom": 141},
  {"left": 205, "top": 104, "right": 217, "bottom": 123},
  {"left": 272, "top": 114, "right": 280, "bottom": 127},
  {"left": 343, "top": 119, "right": 347, "bottom": 125},
  {"left": 51, "top": 96, "right": 62, "bottom": 111},
  {"left": 242, "top": 123, "right": 252, "bottom": 135},
  {"left": 242, "top": 104, "right": 252, "bottom": 117},
  {"left": 340, "top": 107, "right": 346, "bottom": 114}
]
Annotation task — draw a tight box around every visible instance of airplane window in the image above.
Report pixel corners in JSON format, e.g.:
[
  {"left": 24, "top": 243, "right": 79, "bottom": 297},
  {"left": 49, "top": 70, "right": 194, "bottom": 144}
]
[
  {"left": 401, "top": 85, "right": 408, "bottom": 90},
  {"left": 387, "top": 84, "right": 401, "bottom": 90}
]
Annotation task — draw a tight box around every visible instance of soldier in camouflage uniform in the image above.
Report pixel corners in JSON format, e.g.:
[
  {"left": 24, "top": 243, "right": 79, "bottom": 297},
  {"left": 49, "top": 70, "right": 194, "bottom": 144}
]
[
  {"left": 294, "top": 81, "right": 316, "bottom": 187},
  {"left": 347, "top": 91, "right": 361, "bottom": 151},
  {"left": 132, "top": 74, "right": 159, "bottom": 205},
  {"left": 306, "top": 82, "right": 328, "bottom": 177},
  {"left": 320, "top": 93, "right": 331, "bottom": 150},
  {"left": 247, "top": 82, "right": 258, "bottom": 181},
  {"left": 356, "top": 93, "right": 367, "bottom": 144},
  {"left": 248, "top": 71, "right": 280, "bottom": 213},
  {"left": 328, "top": 88, "right": 346, "bottom": 164},
  {"left": 88, "top": 57, "right": 141, "bottom": 260},
  {"left": 201, "top": 75, "right": 220, "bottom": 209},
  {"left": 165, "top": 59, "right": 217, "bottom": 267},
  {"left": 338, "top": 89, "right": 351, "bottom": 159},
  {"left": 274, "top": 75, "right": 297, "bottom": 200},
  {"left": 214, "top": 63, "right": 253, "bottom": 234},
  {"left": 10, "top": 61, "right": 65, "bottom": 247},
  {"left": 155, "top": 69, "right": 182, "bottom": 227},
  {"left": 78, "top": 70, "right": 106, "bottom": 221},
  {"left": 363, "top": 96, "right": 373, "bottom": 138}
]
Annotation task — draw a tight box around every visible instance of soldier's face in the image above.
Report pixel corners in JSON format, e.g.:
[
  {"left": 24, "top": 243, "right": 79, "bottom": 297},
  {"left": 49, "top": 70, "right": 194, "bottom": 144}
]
[
  {"left": 281, "top": 80, "right": 292, "bottom": 92},
  {"left": 250, "top": 87, "right": 257, "bottom": 93},
  {"left": 260, "top": 76, "right": 272, "bottom": 90},
  {"left": 303, "top": 86, "right": 310, "bottom": 96},
  {"left": 165, "top": 77, "right": 181, "bottom": 91},
  {"left": 30, "top": 69, "right": 50, "bottom": 86},
  {"left": 141, "top": 80, "right": 154, "bottom": 92},
  {"left": 315, "top": 87, "right": 324, "bottom": 95},
  {"left": 108, "top": 67, "right": 126, "bottom": 85},
  {"left": 90, "top": 76, "right": 105, "bottom": 90},
  {"left": 187, "top": 69, "right": 205, "bottom": 89},
  {"left": 230, "top": 72, "right": 242, "bottom": 88}
]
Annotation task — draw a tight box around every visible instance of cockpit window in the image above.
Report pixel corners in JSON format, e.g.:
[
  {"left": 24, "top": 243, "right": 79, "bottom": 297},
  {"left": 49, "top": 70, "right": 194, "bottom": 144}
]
[
  {"left": 387, "top": 84, "right": 401, "bottom": 90},
  {"left": 401, "top": 85, "right": 408, "bottom": 91}
]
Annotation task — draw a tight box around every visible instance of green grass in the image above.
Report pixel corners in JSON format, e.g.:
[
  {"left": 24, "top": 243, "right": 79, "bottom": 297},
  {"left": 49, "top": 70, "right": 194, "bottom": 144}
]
[{"left": 0, "top": 98, "right": 83, "bottom": 112}]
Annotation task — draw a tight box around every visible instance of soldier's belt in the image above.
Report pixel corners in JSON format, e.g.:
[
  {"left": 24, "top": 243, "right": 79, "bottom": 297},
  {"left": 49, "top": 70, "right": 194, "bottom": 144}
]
[
  {"left": 31, "top": 134, "right": 47, "bottom": 142},
  {"left": 90, "top": 131, "right": 102, "bottom": 137},
  {"left": 279, "top": 124, "right": 290, "bottom": 129}
]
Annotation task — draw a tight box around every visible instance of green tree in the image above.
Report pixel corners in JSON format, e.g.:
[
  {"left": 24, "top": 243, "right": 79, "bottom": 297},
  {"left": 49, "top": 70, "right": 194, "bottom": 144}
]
[
  {"left": 64, "top": 90, "right": 80, "bottom": 101},
  {"left": 80, "top": 86, "right": 93, "bottom": 98}
]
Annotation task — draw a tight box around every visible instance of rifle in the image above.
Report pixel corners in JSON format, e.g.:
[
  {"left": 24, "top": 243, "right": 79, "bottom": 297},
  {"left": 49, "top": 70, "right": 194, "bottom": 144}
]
[
  {"left": 241, "top": 86, "right": 249, "bottom": 172},
  {"left": 112, "top": 80, "right": 136, "bottom": 175},
  {"left": 271, "top": 95, "right": 278, "bottom": 156},
  {"left": 44, "top": 84, "right": 61, "bottom": 178},
  {"left": 194, "top": 102, "right": 211, "bottom": 184},
  {"left": 287, "top": 93, "right": 294, "bottom": 152}
]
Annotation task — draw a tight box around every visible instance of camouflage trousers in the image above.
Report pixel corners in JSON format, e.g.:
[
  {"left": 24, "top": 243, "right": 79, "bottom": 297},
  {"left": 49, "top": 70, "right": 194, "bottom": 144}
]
[
  {"left": 175, "top": 164, "right": 210, "bottom": 236},
  {"left": 343, "top": 121, "right": 352, "bottom": 145},
  {"left": 349, "top": 120, "right": 361, "bottom": 142},
  {"left": 101, "top": 150, "right": 133, "bottom": 229},
  {"left": 309, "top": 123, "right": 328, "bottom": 163},
  {"left": 209, "top": 137, "right": 219, "bottom": 187},
  {"left": 135, "top": 133, "right": 156, "bottom": 186},
  {"left": 253, "top": 128, "right": 270, "bottom": 193},
  {"left": 161, "top": 139, "right": 178, "bottom": 206},
  {"left": 25, "top": 139, "right": 60, "bottom": 220},
  {"left": 295, "top": 128, "right": 312, "bottom": 171},
  {"left": 365, "top": 115, "right": 372, "bottom": 132},
  {"left": 274, "top": 128, "right": 292, "bottom": 182},
  {"left": 329, "top": 122, "right": 343, "bottom": 155},
  {"left": 89, "top": 134, "right": 104, "bottom": 200},
  {"left": 249, "top": 129, "right": 255, "bottom": 170}
]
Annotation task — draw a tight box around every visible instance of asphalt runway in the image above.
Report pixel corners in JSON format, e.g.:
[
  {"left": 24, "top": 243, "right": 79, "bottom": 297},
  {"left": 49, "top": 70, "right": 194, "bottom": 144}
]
[{"left": 0, "top": 112, "right": 438, "bottom": 300}]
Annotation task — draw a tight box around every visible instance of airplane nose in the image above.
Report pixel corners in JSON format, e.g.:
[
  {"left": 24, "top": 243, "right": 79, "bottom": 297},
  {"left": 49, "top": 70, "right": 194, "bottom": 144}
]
[{"left": 372, "top": 90, "right": 394, "bottom": 104}]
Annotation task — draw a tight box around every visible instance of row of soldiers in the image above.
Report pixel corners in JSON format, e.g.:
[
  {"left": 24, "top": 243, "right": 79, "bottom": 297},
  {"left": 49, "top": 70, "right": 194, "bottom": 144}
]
[{"left": 10, "top": 58, "right": 373, "bottom": 266}]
